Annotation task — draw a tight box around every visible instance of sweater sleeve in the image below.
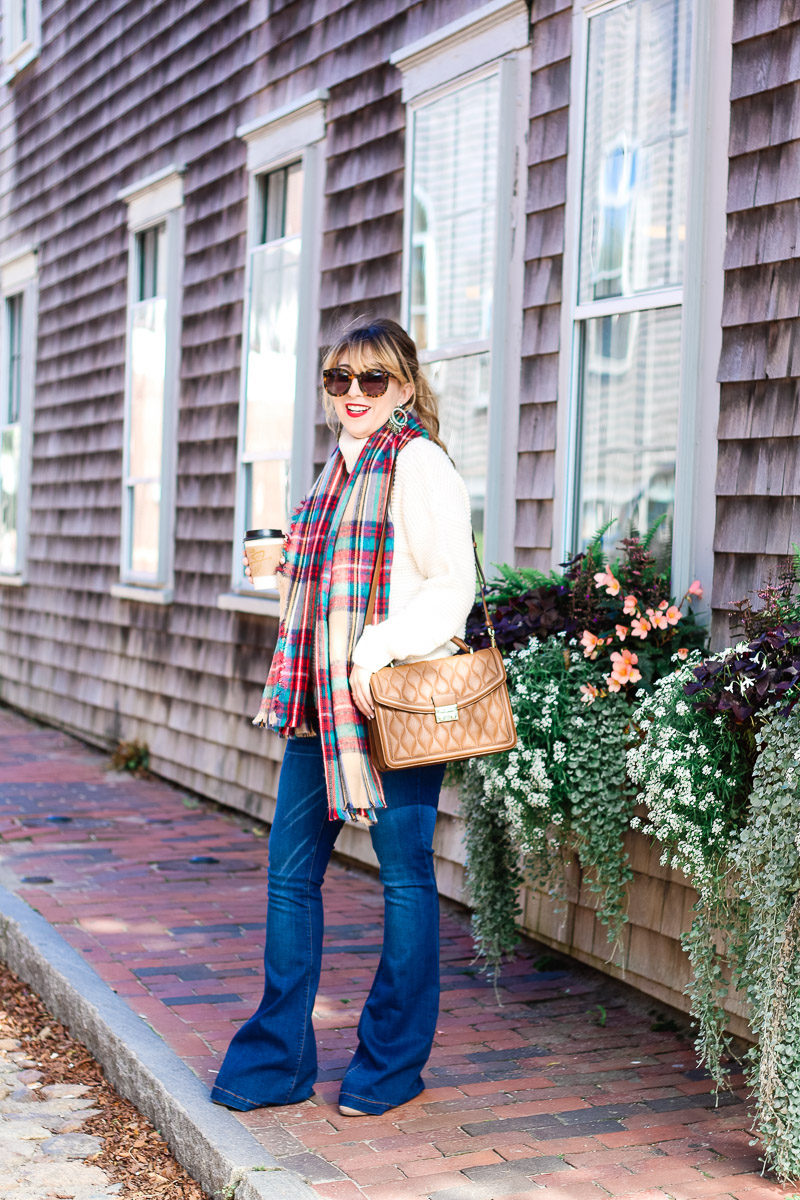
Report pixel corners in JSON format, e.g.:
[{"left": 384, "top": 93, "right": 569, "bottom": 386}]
[{"left": 352, "top": 439, "right": 476, "bottom": 673}]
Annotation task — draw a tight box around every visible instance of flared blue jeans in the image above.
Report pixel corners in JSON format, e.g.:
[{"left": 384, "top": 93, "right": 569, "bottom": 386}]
[{"left": 210, "top": 735, "right": 445, "bottom": 1115}]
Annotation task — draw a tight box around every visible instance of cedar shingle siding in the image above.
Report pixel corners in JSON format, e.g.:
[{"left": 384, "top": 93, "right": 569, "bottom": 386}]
[
  {"left": 517, "top": 0, "right": 570, "bottom": 571},
  {"left": 0, "top": 0, "right": 482, "bottom": 819},
  {"left": 713, "top": 4, "right": 800, "bottom": 634}
]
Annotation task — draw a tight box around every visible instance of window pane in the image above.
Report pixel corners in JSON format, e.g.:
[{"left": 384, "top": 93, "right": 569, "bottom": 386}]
[
  {"left": 244, "top": 241, "right": 300, "bottom": 460},
  {"left": 0, "top": 424, "right": 21, "bottom": 574},
  {"left": 260, "top": 162, "right": 303, "bottom": 244},
  {"left": 130, "top": 481, "right": 161, "bottom": 576},
  {"left": 246, "top": 458, "right": 290, "bottom": 533},
  {"left": 129, "top": 297, "right": 166, "bottom": 479},
  {"left": 576, "top": 306, "right": 682, "bottom": 563},
  {"left": 137, "top": 225, "right": 166, "bottom": 301},
  {"left": 410, "top": 74, "right": 500, "bottom": 350},
  {"left": 578, "top": 0, "right": 693, "bottom": 303},
  {"left": 429, "top": 353, "right": 490, "bottom": 542},
  {"left": 6, "top": 294, "right": 23, "bottom": 425}
]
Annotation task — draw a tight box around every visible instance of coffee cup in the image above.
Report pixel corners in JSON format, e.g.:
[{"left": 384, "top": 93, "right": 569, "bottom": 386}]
[{"left": 243, "top": 528, "right": 284, "bottom": 590}]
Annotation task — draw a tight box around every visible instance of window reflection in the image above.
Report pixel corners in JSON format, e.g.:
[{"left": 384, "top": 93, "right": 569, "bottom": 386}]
[
  {"left": 0, "top": 425, "right": 20, "bottom": 574},
  {"left": 243, "top": 162, "right": 303, "bottom": 534},
  {"left": 0, "top": 293, "right": 23, "bottom": 574},
  {"left": 577, "top": 307, "right": 681, "bottom": 564},
  {"left": 579, "top": 0, "right": 692, "bottom": 304},
  {"left": 409, "top": 74, "right": 499, "bottom": 549},
  {"left": 411, "top": 75, "right": 499, "bottom": 349},
  {"left": 429, "top": 353, "right": 491, "bottom": 542},
  {"left": 126, "top": 223, "right": 167, "bottom": 579}
]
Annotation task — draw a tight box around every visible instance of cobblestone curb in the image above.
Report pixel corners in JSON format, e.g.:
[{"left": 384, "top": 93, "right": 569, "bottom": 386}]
[{"left": 0, "top": 882, "right": 318, "bottom": 1200}]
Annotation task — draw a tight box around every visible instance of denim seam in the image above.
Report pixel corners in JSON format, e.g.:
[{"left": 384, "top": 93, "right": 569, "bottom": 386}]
[
  {"left": 211, "top": 1083, "right": 258, "bottom": 1107},
  {"left": 283, "top": 808, "right": 328, "bottom": 1102}
]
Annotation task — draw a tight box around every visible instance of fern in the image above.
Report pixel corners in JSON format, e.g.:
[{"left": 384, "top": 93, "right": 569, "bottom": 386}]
[{"left": 642, "top": 513, "right": 668, "bottom": 550}]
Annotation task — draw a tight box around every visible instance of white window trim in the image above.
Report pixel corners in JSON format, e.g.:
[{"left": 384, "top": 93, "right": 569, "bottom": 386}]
[
  {"left": 390, "top": 0, "right": 530, "bottom": 101},
  {"left": 2, "top": 0, "right": 41, "bottom": 82},
  {"left": 224, "top": 90, "right": 327, "bottom": 607},
  {"left": 216, "top": 591, "right": 280, "bottom": 618},
  {"left": 554, "top": 0, "right": 732, "bottom": 604},
  {"left": 0, "top": 247, "right": 37, "bottom": 585},
  {"left": 117, "top": 166, "right": 184, "bottom": 597},
  {"left": 395, "top": 5, "right": 530, "bottom": 568}
]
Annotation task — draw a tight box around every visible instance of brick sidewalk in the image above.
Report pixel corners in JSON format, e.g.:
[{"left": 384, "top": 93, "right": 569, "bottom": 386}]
[{"left": 0, "top": 703, "right": 797, "bottom": 1200}]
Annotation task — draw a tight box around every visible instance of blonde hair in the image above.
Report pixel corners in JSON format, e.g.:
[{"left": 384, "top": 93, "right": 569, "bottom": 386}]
[{"left": 321, "top": 317, "right": 446, "bottom": 452}]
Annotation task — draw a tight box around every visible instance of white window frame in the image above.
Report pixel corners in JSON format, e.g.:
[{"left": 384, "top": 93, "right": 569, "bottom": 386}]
[
  {"left": 114, "top": 165, "right": 184, "bottom": 605},
  {"left": 218, "top": 89, "right": 327, "bottom": 615},
  {"left": 2, "top": 0, "right": 41, "bottom": 81},
  {"left": 554, "top": 0, "right": 733, "bottom": 600},
  {"left": 393, "top": 0, "right": 530, "bottom": 569},
  {"left": 0, "top": 248, "right": 37, "bottom": 586}
]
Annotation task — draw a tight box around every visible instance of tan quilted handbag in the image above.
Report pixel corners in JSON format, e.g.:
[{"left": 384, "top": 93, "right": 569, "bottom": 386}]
[
  {"left": 364, "top": 472, "right": 517, "bottom": 771},
  {"left": 367, "top": 637, "right": 517, "bottom": 771}
]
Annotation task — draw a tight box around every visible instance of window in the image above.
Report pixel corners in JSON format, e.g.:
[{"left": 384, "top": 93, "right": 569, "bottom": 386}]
[
  {"left": 126, "top": 223, "right": 168, "bottom": 578},
  {"left": 409, "top": 74, "right": 499, "bottom": 548},
  {"left": 567, "top": 0, "right": 693, "bottom": 564},
  {"left": 242, "top": 161, "right": 304, "bottom": 537},
  {"left": 117, "top": 167, "right": 183, "bottom": 601},
  {"left": 393, "top": 1, "right": 530, "bottom": 565},
  {"left": 2, "top": 0, "right": 41, "bottom": 79},
  {"left": 225, "top": 90, "right": 326, "bottom": 606},
  {"left": 0, "top": 250, "right": 37, "bottom": 582},
  {"left": 0, "top": 296, "right": 23, "bottom": 574}
]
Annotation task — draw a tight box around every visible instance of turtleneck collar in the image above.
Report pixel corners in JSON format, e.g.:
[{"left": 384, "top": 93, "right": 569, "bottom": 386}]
[{"left": 338, "top": 429, "right": 370, "bottom": 473}]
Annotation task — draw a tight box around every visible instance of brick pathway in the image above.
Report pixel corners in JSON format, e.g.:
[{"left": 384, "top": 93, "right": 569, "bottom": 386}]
[{"left": 0, "top": 703, "right": 798, "bottom": 1200}]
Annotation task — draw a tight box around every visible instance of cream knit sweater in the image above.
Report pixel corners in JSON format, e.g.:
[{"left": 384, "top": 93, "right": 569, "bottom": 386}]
[{"left": 340, "top": 430, "right": 477, "bottom": 675}]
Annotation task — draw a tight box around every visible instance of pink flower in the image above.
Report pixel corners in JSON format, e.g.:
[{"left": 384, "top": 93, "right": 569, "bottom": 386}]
[
  {"left": 610, "top": 663, "right": 642, "bottom": 689},
  {"left": 688, "top": 580, "right": 703, "bottom": 598},
  {"left": 631, "top": 616, "right": 651, "bottom": 639},
  {"left": 623, "top": 594, "right": 638, "bottom": 615},
  {"left": 676, "top": 647, "right": 689, "bottom": 660},
  {"left": 646, "top": 607, "right": 669, "bottom": 631},
  {"left": 665, "top": 605, "right": 682, "bottom": 626},
  {"left": 593, "top": 569, "right": 620, "bottom": 596},
  {"left": 580, "top": 683, "right": 599, "bottom": 704},
  {"left": 658, "top": 600, "right": 669, "bottom": 610},
  {"left": 607, "top": 648, "right": 642, "bottom": 689},
  {"left": 615, "top": 624, "right": 628, "bottom": 641},
  {"left": 580, "top": 630, "right": 601, "bottom": 659}
]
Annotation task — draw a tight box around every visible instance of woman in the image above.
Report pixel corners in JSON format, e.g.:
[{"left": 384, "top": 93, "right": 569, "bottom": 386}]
[{"left": 210, "top": 317, "right": 475, "bottom": 1118}]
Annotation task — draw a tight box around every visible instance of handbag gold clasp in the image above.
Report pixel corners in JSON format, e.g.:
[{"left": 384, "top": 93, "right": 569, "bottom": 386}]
[{"left": 434, "top": 703, "right": 459, "bottom": 723}]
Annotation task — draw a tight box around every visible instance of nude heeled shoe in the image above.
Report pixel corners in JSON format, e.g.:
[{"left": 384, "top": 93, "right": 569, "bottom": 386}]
[{"left": 339, "top": 1104, "right": 369, "bottom": 1116}]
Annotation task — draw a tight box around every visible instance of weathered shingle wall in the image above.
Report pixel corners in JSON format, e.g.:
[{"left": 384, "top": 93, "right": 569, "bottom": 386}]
[
  {"left": 516, "top": 0, "right": 570, "bottom": 570},
  {"left": 714, "top": 3, "right": 800, "bottom": 634},
  {"left": 0, "top": 0, "right": 495, "bottom": 819}
]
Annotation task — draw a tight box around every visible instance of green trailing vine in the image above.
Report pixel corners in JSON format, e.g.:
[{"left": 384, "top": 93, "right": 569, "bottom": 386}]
[
  {"left": 466, "top": 635, "right": 635, "bottom": 973},
  {"left": 731, "top": 705, "right": 800, "bottom": 1180},
  {"left": 458, "top": 763, "right": 522, "bottom": 976},
  {"left": 626, "top": 656, "right": 753, "bottom": 1083}
]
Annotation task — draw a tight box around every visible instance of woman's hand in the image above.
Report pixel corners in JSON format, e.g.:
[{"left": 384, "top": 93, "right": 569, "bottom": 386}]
[
  {"left": 349, "top": 664, "right": 375, "bottom": 720},
  {"left": 242, "top": 553, "right": 254, "bottom": 585}
]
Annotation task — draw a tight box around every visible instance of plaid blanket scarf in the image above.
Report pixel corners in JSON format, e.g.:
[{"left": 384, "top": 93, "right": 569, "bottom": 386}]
[{"left": 253, "top": 416, "right": 425, "bottom": 823}]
